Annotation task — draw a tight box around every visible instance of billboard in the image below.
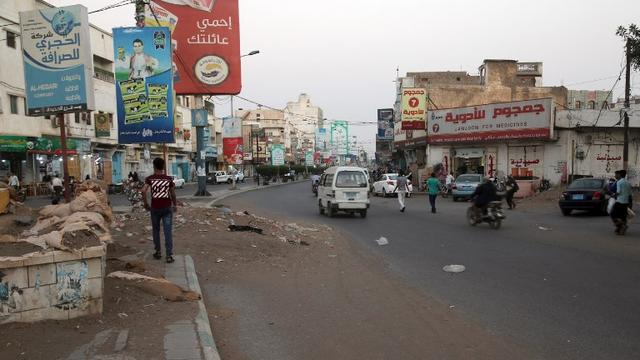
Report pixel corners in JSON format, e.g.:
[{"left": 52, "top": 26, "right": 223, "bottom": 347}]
[
  {"left": 271, "top": 144, "right": 285, "bottom": 166},
  {"left": 113, "top": 27, "right": 174, "bottom": 144},
  {"left": 305, "top": 151, "right": 314, "bottom": 166},
  {"left": 427, "top": 98, "right": 553, "bottom": 144},
  {"left": 377, "top": 108, "right": 394, "bottom": 140},
  {"left": 315, "top": 128, "right": 328, "bottom": 151},
  {"left": 145, "top": 0, "right": 241, "bottom": 94},
  {"left": 222, "top": 117, "right": 243, "bottom": 164},
  {"left": 19, "top": 5, "right": 95, "bottom": 116},
  {"left": 331, "top": 121, "right": 349, "bottom": 156},
  {"left": 94, "top": 113, "right": 110, "bottom": 137},
  {"left": 401, "top": 88, "right": 426, "bottom": 130}
]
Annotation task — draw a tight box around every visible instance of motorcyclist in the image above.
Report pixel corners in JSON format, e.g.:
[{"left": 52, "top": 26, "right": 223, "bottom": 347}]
[{"left": 471, "top": 176, "right": 499, "bottom": 221}]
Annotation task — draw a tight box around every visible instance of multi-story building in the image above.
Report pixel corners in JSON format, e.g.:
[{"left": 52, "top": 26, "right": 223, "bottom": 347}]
[
  {"left": 236, "top": 107, "right": 286, "bottom": 169},
  {"left": 0, "top": 0, "right": 216, "bottom": 185},
  {"left": 567, "top": 90, "right": 613, "bottom": 110},
  {"left": 284, "top": 93, "right": 323, "bottom": 163}
]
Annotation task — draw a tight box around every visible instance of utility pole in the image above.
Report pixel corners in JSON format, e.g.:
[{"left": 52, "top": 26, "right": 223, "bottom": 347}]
[
  {"left": 623, "top": 39, "right": 631, "bottom": 171},
  {"left": 58, "top": 114, "right": 71, "bottom": 202}
]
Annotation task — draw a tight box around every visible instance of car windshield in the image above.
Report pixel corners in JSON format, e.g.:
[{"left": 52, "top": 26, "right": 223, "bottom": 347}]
[
  {"left": 386, "top": 174, "right": 398, "bottom": 180},
  {"left": 568, "top": 179, "right": 603, "bottom": 190},
  {"left": 336, "top": 171, "right": 368, "bottom": 188},
  {"left": 457, "top": 175, "right": 481, "bottom": 183}
]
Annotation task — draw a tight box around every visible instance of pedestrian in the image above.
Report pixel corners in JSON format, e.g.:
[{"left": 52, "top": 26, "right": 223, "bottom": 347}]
[
  {"left": 7, "top": 172, "right": 19, "bottom": 191},
  {"left": 394, "top": 170, "right": 409, "bottom": 212},
  {"left": 142, "top": 158, "right": 177, "bottom": 263},
  {"left": 611, "top": 170, "right": 632, "bottom": 235},
  {"left": 51, "top": 173, "right": 63, "bottom": 204},
  {"left": 426, "top": 172, "right": 440, "bottom": 213},
  {"left": 445, "top": 172, "right": 455, "bottom": 195},
  {"left": 505, "top": 175, "right": 519, "bottom": 209},
  {"left": 132, "top": 172, "right": 140, "bottom": 183},
  {"left": 85, "top": 174, "right": 91, "bottom": 181}
]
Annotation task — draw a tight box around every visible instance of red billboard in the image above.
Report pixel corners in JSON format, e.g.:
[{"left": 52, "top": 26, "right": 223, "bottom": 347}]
[
  {"left": 223, "top": 137, "right": 243, "bottom": 165},
  {"left": 146, "top": 0, "right": 241, "bottom": 95}
]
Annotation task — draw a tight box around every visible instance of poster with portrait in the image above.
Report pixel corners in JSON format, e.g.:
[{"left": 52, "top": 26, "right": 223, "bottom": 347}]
[{"left": 113, "top": 27, "right": 174, "bottom": 143}]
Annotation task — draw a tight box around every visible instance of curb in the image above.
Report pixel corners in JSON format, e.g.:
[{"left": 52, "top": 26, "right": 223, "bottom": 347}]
[
  {"left": 209, "top": 179, "right": 307, "bottom": 206},
  {"left": 184, "top": 255, "right": 221, "bottom": 360}
]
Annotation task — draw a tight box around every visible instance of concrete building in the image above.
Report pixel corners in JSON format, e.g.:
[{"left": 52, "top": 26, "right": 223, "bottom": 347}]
[
  {"left": 0, "top": 0, "right": 216, "bottom": 186},
  {"left": 567, "top": 90, "right": 613, "bottom": 110},
  {"left": 393, "top": 59, "right": 567, "bottom": 185},
  {"left": 284, "top": 94, "right": 324, "bottom": 163},
  {"left": 236, "top": 107, "right": 286, "bottom": 170}
]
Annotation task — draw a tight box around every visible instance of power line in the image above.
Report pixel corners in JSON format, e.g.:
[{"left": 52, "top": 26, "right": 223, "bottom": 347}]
[{"left": 593, "top": 63, "right": 627, "bottom": 127}]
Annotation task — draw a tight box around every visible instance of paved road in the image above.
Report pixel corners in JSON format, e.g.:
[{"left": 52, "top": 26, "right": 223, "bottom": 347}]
[{"left": 224, "top": 181, "right": 640, "bottom": 360}]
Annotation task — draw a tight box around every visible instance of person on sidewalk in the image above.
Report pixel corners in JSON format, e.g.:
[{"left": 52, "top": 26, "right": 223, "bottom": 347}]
[
  {"left": 445, "top": 172, "right": 455, "bottom": 195},
  {"left": 394, "top": 170, "right": 409, "bottom": 212},
  {"left": 505, "top": 175, "right": 519, "bottom": 209},
  {"left": 8, "top": 172, "right": 19, "bottom": 191},
  {"left": 611, "top": 169, "right": 632, "bottom": 235},
  {"left": 142, "top": 158, "right": 177, "bottom": 263},
  {"left": 426, "top": 172, "right": 440, "bottom": 213}
]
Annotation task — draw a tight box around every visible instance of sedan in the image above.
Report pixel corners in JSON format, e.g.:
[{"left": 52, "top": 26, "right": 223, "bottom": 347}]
[
  {"left": 372, "top": 173, "right": 413, "bottom": 197},
  {"left": 171, "top": 176, "right": 185, "bottom": 189},
  {"left": 235, "top": 172, "right": 245, "bottom": 182},
  {"left": 452, "top": 174, "right": 483, "bottom": 201},
  {"left": 559, "top": 178, "right": 608, "bottom": 216}
]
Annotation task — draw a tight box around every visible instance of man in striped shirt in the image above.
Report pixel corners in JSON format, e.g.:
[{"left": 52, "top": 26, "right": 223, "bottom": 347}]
[{"left": 142, "top": 158, "right": 177, "bottom": 263}]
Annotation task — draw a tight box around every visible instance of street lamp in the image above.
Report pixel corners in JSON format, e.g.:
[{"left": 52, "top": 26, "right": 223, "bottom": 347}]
[{"left": 241, "top": 50, "right": 260, "bottom": 57}]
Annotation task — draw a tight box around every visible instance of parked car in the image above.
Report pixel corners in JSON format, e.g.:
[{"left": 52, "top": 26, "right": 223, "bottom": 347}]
[
  {"left": 283, "top": 170, "right": 296, "bottom": 182},
  {"left": 559, "top": 178, "right": 608, "bottom": 216},
  {"left": 452, "top": 174, "right": 483, "bottom": 201},
  {"left": 206, "top": 171, "right": 232, "bottom": 184},
  {"left": 372, "top": 173, "right": 413, "bottom": 197},
  {"left": 318, "top": 166, "right": 370, "bottom": 218},
  {"left": 171, "top": 175, "right": 185, "bottom": 189},
  {"left": 234, "top": 172, "right": 245, "bottom": 183}
]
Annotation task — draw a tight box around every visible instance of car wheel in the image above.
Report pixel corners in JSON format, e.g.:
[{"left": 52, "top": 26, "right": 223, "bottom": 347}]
[
  {"left": 319, "top": 201, "right": 325, "bottom": 215},
  {"left": 327, "top": 202, "right": 334, "bottom": 217},
  {"left": 360, "top": 209, "right": 367, "bottom": 218},
  {"left": 453, "top": 196, "right": 458, "bottom": 202},
  {"left": 489, "top": 220, "right": 502, "bottom": 229},
  {"left": 561, "top": 208, "right": 572, "bottom": 216},
  {"left": 382, "top": 188, "right": 387, "bottom": 198}
]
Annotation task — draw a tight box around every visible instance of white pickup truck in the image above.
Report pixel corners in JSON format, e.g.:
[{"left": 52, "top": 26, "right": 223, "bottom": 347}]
[{"left": 207, "top": 171, "right": 232, "bottom": 184}]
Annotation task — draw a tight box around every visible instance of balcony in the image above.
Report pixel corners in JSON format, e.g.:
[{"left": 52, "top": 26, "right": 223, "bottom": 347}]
[{"left": 94, "top": 67, "right": 115, "bottom": 84}]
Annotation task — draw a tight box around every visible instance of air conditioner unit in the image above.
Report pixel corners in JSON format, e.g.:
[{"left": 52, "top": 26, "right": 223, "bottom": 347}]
[{"left": 51, "top": 116, "right": 60, "bottom": 128}]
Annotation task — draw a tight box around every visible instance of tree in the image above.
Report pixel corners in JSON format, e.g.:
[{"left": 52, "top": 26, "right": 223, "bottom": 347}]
[{"left": 616, "top": 24, "right": 640, "bottom": 71}]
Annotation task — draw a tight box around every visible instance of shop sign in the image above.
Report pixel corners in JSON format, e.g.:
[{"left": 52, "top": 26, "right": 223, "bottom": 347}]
[
  {"left": 271, "top": 144, "right": 285, "bottom": 166},
  {"left": 401, "top": 88, "right": 426, "bottom": 130},
  {"left": 145, "top": 0, "right": 241, "bottom": 95},
  {"left": 191, "top": 109, "right": 208, "bottom": 127},
  {"left": 204, "top": 145, "right": 217, "bottom": 159},
  {"left": 428, "top": 98, "right": 552, "bottom": 143},
  {"left": 113, "top": 27, "right": 175, "bottom": 144},
  {"left": 0, "top": 135, "right": 81, "bottom": 154}
]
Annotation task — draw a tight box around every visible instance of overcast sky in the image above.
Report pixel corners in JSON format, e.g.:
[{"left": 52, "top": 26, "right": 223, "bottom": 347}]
[{"left": 50, "top": 0, "right": 640, "bottom": 154}]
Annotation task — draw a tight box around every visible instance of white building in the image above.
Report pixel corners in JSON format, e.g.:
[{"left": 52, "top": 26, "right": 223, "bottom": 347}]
[{"left": 284, "top": 93, "right": 323, "bottom": 163}]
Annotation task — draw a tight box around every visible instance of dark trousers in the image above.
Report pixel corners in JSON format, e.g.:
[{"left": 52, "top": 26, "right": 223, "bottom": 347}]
[
  {"left": 151, "top": 207, "right": 174, "bottom": 255},
  {"left": 505, "top": 190, "right": 516, "bottom": 208},
  {"left": 611, "top": 202, "right": 629, "bottom": 232},
  {"left": 428, "top": 194, "right": 437, "bottom": 212}
]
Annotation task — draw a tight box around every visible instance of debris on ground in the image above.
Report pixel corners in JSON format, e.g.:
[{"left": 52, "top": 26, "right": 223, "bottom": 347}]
[
  {"left": 375, "top": 237, "right": 389, "bottom": 246},
  {"left": 228, "top": 224, "right": 263, "bottom": 234},
  {"left": 443, "top": 265, "right": 466, "bottom": 273},
  {"left": 538, "top": 226, "right": 552, "bottom": 231},
  {"left": 107, "top": 271, "right": 201, "bottom": 302}
]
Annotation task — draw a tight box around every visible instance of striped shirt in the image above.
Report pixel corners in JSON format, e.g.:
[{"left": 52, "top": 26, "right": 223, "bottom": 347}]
[{"left": 145, "top": 174, "right": 175, "bottom": 209}]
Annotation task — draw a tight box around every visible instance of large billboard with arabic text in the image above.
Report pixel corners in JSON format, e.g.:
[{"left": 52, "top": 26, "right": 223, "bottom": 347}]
[
  {"left": 400, "top": 88, "right": 426, "bottom": 130},
  {"left": 145, "top": 0, "right": 241, "bottom": 95},
  {"left": 427, "top": 98, "right": 553, "bottom": 144},
  {"left": 19, "top": 5, "right": 95, "bottom": 116}
]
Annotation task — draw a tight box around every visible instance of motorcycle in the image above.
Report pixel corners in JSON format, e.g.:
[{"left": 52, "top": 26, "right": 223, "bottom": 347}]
[
  {"left": 467, "top": 201, "right": 505, "bottom": 229},
  {"left": 312, "top": 182, "right": 319, "bottom": 196}
]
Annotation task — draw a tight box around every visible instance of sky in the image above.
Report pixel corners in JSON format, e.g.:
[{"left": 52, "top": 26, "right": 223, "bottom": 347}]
[{"left": 49, "top": 0, "right": 640, "bottom": 155}]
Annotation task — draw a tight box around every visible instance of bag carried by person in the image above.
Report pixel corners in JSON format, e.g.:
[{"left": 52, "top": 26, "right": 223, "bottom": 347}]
[
  {"left": 628, "top": 207, "right": 636, "bottom": 220},
  {"left": 607, "top": 197, "right": 616, "bottom": 215}
]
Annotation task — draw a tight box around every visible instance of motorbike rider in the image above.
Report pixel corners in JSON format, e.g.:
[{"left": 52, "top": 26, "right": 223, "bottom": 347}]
[{"left": 472, "top": 176, "right": 499, "bottom": 220}]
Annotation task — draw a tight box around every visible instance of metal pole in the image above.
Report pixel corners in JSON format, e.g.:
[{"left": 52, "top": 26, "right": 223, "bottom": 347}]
[
  {"left": 623, "top": 39, "right": 631, "bottom": 171},
  {"left": 194, "top": 124, "right": 210, "bottom": 196},
  {"left": 58, "top": 113, "right": 71, "bottom": 202}
]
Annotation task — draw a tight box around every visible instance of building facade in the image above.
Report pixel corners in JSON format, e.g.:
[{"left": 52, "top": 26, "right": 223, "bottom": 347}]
[{"left": 284, "top": 93, "right": 324, "bottom": 163}]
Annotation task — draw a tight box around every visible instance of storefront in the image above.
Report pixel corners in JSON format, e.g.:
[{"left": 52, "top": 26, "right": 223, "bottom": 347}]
[{"left": 427, "top": 99, "right": 555, "bottom": 182}]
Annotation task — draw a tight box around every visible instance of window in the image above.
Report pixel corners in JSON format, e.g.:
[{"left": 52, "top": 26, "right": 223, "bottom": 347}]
[
  {"left": 108, "top": 113, "right": 114, "bottom": 128},
  {"left": 6, "top": 31, "right": 16, "bottom": 49},
  {"left": 602, "top": 101, "right": 609, "bottom": 109},
  {"left": 9, "top": 95, "right": 18, "bottom": 114},
  {"left": 86, "top": 112, "right": 91, "bottom": 125},
  {"left": 323, "top": 173, "right": 334, "bottom": 187},
  {"left": 335, "top": 171, "right": 367, "bottom": 188},
  {"left": 75, "top": 112, "right": 80, "bottom": 123},
  {"left": 574, "top": 101, "right": 582, "bottom": 109},
  {"left": 22, "top": 97, "right": 27, "bottom": 115},
  {"left": 587, "top": 101, "right": 595, "bottom": 110}
]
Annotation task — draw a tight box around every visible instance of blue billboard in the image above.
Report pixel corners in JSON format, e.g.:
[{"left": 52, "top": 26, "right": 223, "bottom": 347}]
[{"left": 113, "top": 27, "right": 174, "bottom": 144}]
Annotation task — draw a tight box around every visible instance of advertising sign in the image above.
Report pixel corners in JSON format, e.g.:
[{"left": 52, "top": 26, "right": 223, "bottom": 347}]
[
  {"left": 271, "top": 144, "right": 285, "bottom": 166},
  {"left": 315, "top": 128, "right": 328, "bottom": 151},
  {"left": 19, "top": 5, "right": 95, "bottom": 116},
  {"left": 145, "top": 0, "right": 241, "bottom": 94},
  {"left": 94, "top": 113, "right": 110, "bottom": 137},
  {"left": 305, "top": 151, "right": 314, "bottom": 166},
  {"left": 191, "top": 108, "right": 208, "bottom": 126},
  {"left": 401, "top": 88, "right": 426, "bottom": 130},
  {"left": 428, "top": 98, "right": 553, "bottom": 144},
  {"left": 377, "top": 108, "right": 394, "bottom": 140},
  {"left": 113, "top": 27, "right": 174, "bottom": 144},
  {"left": 331, "top": 121, "right": 349, "bottom": 156},
  {"left": 222, "top": 117, "right": 243, "bottom": 164}
]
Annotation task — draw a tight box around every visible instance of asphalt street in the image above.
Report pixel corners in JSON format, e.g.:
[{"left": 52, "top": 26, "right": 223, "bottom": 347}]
[{"left": 224, "top": 181, "right": 640, "bottom": 360}]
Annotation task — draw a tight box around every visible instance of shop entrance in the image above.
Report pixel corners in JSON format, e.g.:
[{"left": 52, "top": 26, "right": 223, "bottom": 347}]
[{"left": 453, "top": 148, "right": 485, "bottom": 176}]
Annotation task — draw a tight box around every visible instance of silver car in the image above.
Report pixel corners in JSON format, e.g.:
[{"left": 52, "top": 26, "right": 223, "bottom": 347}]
[{"left": 452, "top": 174, "right": 483, "bottom": 202}]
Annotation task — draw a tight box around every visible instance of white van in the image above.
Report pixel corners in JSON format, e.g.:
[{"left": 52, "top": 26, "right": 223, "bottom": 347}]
[{"left": 318, "top": 166, "right": 370, "bottom": 218}]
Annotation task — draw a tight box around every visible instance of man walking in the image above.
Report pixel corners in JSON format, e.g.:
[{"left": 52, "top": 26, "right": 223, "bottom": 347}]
[
  {"left": 611, "top": 169, "right": 632, "bottom": 235},
  {"left": 7, "top": 172, "right": 19, "bottom": 191},
  {"left": 505, "top": 175, "right": 519, "bottom": 209},
  {"left": 426, "top": 172, "right": 440, "bottom": 213},
  {"left": 142, "top": 158, "right": 177, "bottom": 263},
  {"left": 394, "top": 170, "right": 409, "bottom": 212}
]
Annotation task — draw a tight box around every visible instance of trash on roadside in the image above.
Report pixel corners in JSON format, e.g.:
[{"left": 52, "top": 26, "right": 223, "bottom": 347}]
[
  {"left": 538, "top": 226, "right": 552, "bottom": 231},
  {"left": 375, "top": 237, "right": 389, "bottom": 246},
  {"left": 215, "top": 258, "right": 224, "bottom": 263},
  {"left": 443, "top": 264, "right": 466, "bottom": 273},
  {"left": 228, "top": 224, "right": 263, "bottom": 234}
]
